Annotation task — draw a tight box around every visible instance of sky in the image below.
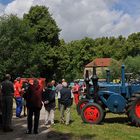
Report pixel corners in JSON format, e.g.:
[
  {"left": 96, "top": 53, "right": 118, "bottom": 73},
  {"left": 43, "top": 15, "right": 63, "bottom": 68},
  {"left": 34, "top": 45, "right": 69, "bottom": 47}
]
[{"left": 0, "top": 0, "right": 140, "bottom": 42}]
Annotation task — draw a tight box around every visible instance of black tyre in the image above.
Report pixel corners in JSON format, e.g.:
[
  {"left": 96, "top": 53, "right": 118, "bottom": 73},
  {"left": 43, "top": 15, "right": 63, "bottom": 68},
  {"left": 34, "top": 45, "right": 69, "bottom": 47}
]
[
  {"left": 76, "top": 99, "right": 89, "bottom": 115},
  {"left": 81, "top": 102, "right": 105, "bottom": 124},
  {"left": 127, "top": 93, "right": 140, "bottom": 126}
]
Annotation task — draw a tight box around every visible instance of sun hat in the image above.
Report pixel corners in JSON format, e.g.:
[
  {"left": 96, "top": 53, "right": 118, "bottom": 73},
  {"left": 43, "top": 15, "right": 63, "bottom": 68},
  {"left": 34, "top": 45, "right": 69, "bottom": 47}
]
[{"left": 62, "top": 82, "right": 67, "bottom": 87}]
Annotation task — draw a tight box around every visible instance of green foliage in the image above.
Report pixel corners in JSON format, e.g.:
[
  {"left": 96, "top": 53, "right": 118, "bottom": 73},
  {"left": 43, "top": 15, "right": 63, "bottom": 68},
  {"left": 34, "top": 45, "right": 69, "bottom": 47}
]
[
  {"left": 109, "top": 60, "right": 122, "bottom": 81},
  {"left": 0, "top": 15, "right": 32, "bottom": 80},
  {"left": 0, "top": 6, "right": 60, "bottom": 81},
  {"left": 23, "top": 5, "right": 61, "bottom": 46},
  {"left": 57, "top": 38, "right": 94, "bottom": 81},
  {"left": 99, "top": 59, "right": 122, "bottom": 81},
  {"left": 125, "top": 33, "right": 140, "bottom": 58},
  {"left": 124, "top": 56, "right": 140, "bottom": 77}
]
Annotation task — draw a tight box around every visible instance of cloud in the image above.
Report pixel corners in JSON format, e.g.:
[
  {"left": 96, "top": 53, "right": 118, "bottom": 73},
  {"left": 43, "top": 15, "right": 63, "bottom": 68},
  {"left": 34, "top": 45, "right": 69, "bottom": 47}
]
[
  {"left": 0, "top": 3, "right": 5, "bottom": 16},
  {"left": 4, "top": 0, "right": 34, "bottom": 17},
  {"left": 1, "top": 0, "right": 140, "bottom": 41}
]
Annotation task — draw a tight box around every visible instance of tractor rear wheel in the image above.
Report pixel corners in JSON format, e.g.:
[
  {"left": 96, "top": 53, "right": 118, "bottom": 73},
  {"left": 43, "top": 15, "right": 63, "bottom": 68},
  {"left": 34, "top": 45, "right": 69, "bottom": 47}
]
[
  {"left": 81, "top": 102, "right": 104, "bottom": 124},
  {"left": 127, "top": 93, "right": 140, "bottom": 126},
  {"left": 76, "top": 99, "right": 89, "bottom": 115}
]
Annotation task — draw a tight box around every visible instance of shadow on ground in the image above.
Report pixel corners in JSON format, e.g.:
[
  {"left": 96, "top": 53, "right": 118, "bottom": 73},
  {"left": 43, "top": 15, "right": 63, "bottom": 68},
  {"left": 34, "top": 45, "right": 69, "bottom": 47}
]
[
  {"left": 103, "top": 115, "right": 139, "bottom": 127},
  {"left": 46, "top": 131, "right": 96, "bottom": 140},
  {"left": 0, "top": 116, "right": 96, "bottom": 140},
  {"left": 104, "top": 116, "right": 128, "bottom": 124},
  {"left": 0, "top": 115, "right": 50, "bottom": 140}
]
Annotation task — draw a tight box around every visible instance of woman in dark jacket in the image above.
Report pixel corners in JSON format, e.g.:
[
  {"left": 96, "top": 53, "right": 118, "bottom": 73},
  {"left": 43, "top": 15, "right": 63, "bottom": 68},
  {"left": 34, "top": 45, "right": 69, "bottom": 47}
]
[
  {"left": 43, "top": 82, "right": 56, "bottom": 127},
  {"left": 25, "top": 79, "right": 43, "bottom": 134}
]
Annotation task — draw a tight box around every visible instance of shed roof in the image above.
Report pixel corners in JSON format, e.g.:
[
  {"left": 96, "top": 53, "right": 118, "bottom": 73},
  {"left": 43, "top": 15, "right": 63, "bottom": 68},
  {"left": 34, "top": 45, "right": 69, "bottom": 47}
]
[{"left": 85, "top": 58, "right": 112, "bottom": 67}]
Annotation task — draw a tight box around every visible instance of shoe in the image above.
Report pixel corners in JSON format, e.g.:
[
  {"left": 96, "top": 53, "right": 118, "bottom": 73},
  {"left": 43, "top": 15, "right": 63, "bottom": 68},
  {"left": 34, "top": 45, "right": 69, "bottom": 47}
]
[
  {"left": 34, "top": 131, "right": 38, "bottom": 134},
  {"left": 46, "top": 124, "right": 51, "bottom": 128},
  {"left": 65, "top": 123, "right": 69, "bottom": 126},
  {"left": 8, "top": 128, "right": 13, "bottom": 131},
  {"left": 60, "top": 120, "right": 65, "bottom": 124},
  {"left": 45, "top": 122, "right": 48, "bottom": 125},
  {"left": 3, "top": 128, "right": 13, "bottom": 132},
  {"left": 26, "top": 130, "right": 31, "bottom": 134},
  {"left": 51, "top": 123, "right": 55, "bottom": 126},
  {"left": 24, "top": 114, "right": 27, "bottom": 117},
  {"left": 16, "top": 116, "right": 22, "bottom": 118},
  {"left": 48, "top": 120, "right": 51, "bottom": 125}
]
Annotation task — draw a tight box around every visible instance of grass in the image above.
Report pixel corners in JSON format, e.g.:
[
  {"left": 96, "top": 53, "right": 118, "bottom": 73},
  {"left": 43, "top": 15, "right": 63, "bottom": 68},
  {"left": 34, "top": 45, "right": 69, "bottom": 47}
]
[{"left": 51, "top": 104, "right": 140, "bottom": 140}]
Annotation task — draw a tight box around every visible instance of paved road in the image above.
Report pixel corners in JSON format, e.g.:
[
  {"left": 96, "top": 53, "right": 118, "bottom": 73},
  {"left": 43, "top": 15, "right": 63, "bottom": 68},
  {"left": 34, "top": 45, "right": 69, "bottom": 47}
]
[
  {"left": 0, "top": 107, "right": 73, "bottom": 140},
  {"left": 0, "top": 108, "right": 54, "bottom": 140}
]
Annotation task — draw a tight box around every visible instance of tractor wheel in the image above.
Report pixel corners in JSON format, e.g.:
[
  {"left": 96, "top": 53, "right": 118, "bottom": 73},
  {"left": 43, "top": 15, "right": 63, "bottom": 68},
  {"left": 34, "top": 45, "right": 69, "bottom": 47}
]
[
  {"left": 81, "top": 102, "right": 104, "bottom": 124},
  {"left": 127, "top": 93, "right": 140, "bottom": 126},
  {"left": 76, "top": 99, "right": 89, "bottom": 115}
]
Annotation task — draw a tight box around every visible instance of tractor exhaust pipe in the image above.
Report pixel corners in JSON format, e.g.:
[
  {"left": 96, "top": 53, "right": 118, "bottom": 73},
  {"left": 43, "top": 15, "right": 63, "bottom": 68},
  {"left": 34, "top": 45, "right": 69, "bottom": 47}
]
[
  {"left": 91, "top": 65, "right": 99, "bottom": 102},
  {"left": 106, "top": 69, "right": 110, "bottom": 84},
  {"left": 85, "top": 70, "right": 90, "bottom": 95},
  {"left": 121, "top": 65, "right": 126, "bottom": 94}
]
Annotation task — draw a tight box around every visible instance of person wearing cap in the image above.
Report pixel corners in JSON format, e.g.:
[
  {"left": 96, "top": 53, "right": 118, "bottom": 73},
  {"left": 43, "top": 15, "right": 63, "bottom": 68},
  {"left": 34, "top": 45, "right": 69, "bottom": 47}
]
[
  {"left": 58, "top": 82, "right": 74, "bottom": 125},
  {"left": 14, "top": 77, "right": 23, "bottom": 118},
  {"left": 1, "top": 74, "right": 14, "bottom": 132},
  {"left": 62, "top": 79, "right": 65, "bottom": 83}
]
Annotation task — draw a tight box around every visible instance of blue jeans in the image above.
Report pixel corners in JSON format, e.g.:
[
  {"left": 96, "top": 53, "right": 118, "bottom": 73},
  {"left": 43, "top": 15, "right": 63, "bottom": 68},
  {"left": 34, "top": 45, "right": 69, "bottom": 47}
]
[{"left": 15, "top": 97, "right": 22, "bottom": 117}]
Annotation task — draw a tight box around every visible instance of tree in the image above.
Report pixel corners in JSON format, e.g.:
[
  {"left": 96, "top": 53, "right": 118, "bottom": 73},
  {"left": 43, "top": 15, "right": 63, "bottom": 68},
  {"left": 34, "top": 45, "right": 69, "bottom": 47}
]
[
  {"left": 124, "top": 56, "right": 140, "bottom": 78},
  {"left": 126, "top": 33, "right": 140, "bottom": 57},
  {"left": 23, "top": 5, "right": 61, "bottom": 47},
  {"left": 109, "top": 60, "right": 122, "bottom": 81},
  {"left": 23, "top": 6, "right": 61, "bottom": 80},
  {"left": 0, "top": 15, "right": 33, "bottom": 80},
  {"left": 0, "top": 6, "right": 61, "bottom": 81}
]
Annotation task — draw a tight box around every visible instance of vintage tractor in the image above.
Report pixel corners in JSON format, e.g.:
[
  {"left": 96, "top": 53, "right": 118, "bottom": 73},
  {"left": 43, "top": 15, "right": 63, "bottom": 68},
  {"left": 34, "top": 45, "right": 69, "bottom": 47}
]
[
  {"left": 79, "top": 65, "right": 140, "bottom": 126},
  {"left": 77, "top": 69, "right": 110, "bottom": 115}
]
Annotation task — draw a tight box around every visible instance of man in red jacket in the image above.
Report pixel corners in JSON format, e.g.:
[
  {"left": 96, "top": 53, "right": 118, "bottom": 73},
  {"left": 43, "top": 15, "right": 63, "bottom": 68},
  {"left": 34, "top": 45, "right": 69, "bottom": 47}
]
[
  {"left": 25, "top": 79, "right": 43, "bottom": 134},
  {"left": 14, "top": 77, "right": 22, "bottom": 118}
]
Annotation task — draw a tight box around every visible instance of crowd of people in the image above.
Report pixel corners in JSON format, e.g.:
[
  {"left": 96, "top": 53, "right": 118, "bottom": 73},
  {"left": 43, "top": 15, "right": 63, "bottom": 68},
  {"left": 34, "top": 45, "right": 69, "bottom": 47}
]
[{"left": 0, "top": 74, "right": 83, "bottom": 134}]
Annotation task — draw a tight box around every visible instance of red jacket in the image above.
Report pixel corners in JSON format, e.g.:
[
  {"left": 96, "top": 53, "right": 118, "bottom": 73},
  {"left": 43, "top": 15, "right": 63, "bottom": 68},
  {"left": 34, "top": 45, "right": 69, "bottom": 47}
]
[
  {"left": 72, "top": 83, "right": 80, "bottom": 94},
  {"left": 26, "top": 84, "right": 43, "bottom": 109},
  {"left": 14, "top": 81, "right": 22, "bottom": 98}
]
